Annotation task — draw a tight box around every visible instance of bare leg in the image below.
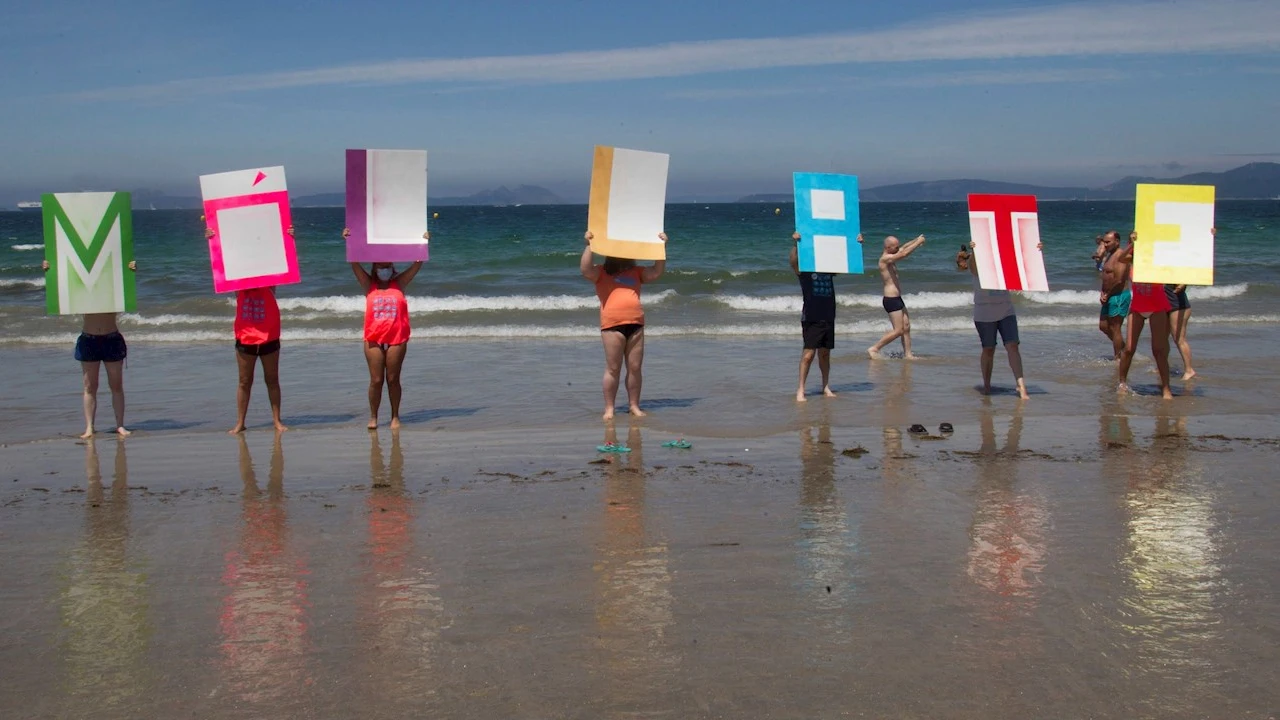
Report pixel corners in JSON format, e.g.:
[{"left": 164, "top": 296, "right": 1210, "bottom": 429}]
[
  {"left": 1170, "top": 308, "right": 1195, "bottom": 380},
  {"left": 103, "top": 360, "right": 130, "bottom": 436},
  {"left": 1149, "top": 312, "right": 1173, "bottom": 400},
  {"left": 796, "top": 348, "right": 815, "bottom": 402},
  {"left": 818, "top": 348, "right": 836, "bottom": 397},
  {"left": 1005, "top": 342, "right": 1029, "bottom": 400},
  {"left": 384, "top": 342, "right": 408, "bottom": 429},
  {"left": 364, "top": 342, "right": 387, "bottom": 429},
  {"left": 229, "top": 350, "right": 256, "bottom": 434},
  {"left": 624, "top": 329, "right": 646, "bottom": 417},
  {"left": 80, "top": 361, "right": 101, "bottom": 438},
  {"left": 261, "top": 349, "right": 287, "bottom": 432},
  {"left": 600, "top": 330, "right": 625, "bottom": 421},
  {"left": 979, "top": 347, "right": 995, "bottom": 395},
  {"left": 1117, "top": 314, "right": 1145, "bottom": 394},
  {"left": 900, "top": 311, "right": 915, "bottom": 359},
  {"left": 869, "top": 310, "right": 907, "bottom": 358},
  {"left": 1108, "top": 316, "right": 1125, "bottom": 360}
]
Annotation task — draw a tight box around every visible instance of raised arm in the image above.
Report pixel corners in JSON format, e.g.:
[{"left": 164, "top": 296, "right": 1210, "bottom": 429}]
[
  {"left": 343, "top": 228, "right": 373, "bottom": 291},
  {"left": 789, "top": 232, "right": 801, "bottom": 275},
  {"left": 640, "top": 233, "right": 668, "bottom": 283},
  {"left": 580, "top": 231, "right": 601, "bottom": 282},
  {"left": 395, "top": 260, "right": 425, "bottom": 288},
  {"left": 962, "top": 241, "right": 978, "bottom": 276},
  {"left": 893, "top": 234, "right": 927, "bottom": 261}
]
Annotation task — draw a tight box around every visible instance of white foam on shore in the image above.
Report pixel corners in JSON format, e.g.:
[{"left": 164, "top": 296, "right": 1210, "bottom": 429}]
[
  {"left": 0, "top": 277, "right": 44, "bottom": 288},
  {"left": 9, "top": 244, "right": 42, "bottom": 251},
  {"left": 270, "top": 289, "right": 677, "bottom": 314},
  {"left": 10, "top": 312, "right": 1277, "bottom": 345}
]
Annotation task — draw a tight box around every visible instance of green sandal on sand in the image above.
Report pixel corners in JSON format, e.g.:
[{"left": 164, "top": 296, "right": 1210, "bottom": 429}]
[
  {"left": 596, "top": 443, "right": 632, "bottom": 453},
  {"left": 662, "top": 439, "right": 693, "bottom": 449}
]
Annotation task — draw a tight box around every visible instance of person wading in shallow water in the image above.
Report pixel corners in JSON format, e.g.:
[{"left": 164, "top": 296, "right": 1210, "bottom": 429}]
[
  {"left": 580, "top": 230, "right": 667, "bottom": 421},
  {"left": 868, "top": 234, "right": 926, "bottom": 360}
]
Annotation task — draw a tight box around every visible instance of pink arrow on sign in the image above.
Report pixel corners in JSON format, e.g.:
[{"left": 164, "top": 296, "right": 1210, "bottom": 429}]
[{"left": 252, "top": 171, "right": 267, "bottom": 187}]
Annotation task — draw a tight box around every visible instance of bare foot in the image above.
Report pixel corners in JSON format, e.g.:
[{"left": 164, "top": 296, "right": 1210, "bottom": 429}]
[
  {"left": 367, "top": 418, "right": 378, "bottom": 430},
  {"left": 905, "top": 353, "right": 920, "bottom": 360},
  {"left": 1182, "top": 369, "right": 1197, "bottom": 381},
  {"left": 1017, "top": 386, "right": 1030, "bottom": 401},
  {"left": 228, "top": 424, "right": 246, "bottom": 434},
  {"left": 274, "top": 423, "right": 289, "bottom": 433},
  {"left": 116, "top": 427, "right": 132, "bottom": 437},
  {"left": 1117, "top": 382, "right": 1131, "bottom": 396},
  {"left": 822, "top": 387, "right": 837, "bottom": 398},
  {"left": 796, "top": 389, "right": 807, "bottom": 402},
  {"left": 981, "top": 385, "right": 991, "bottom": 396},
  {"left": 602, "top": 408, "right": 615, "bottom": 421},
  {"left": 389, "top": 418, "right": 401, "bottom": 430},
  {"left": 79, "top": 428, "right": 94, "bottom": 439},
  {"left": 866, "top": 347, "right": 882, "bottom": 359},
  {"left": 1161, "top": 387, "right": 1174, "bottom": 400},
  {"left": 629, "top": 406, "right": 647, "bottom": 418}
]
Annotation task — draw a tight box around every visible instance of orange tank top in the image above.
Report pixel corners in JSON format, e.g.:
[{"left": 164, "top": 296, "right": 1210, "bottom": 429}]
[
  {"left": 595, "top": 267, "right": 645, "bottom": 329},
  {"left": 364, "top": 281, "right": 411, "bottom": 344},
  {"left": 234, "top": 288, "right": 281, "bottom": 344}
]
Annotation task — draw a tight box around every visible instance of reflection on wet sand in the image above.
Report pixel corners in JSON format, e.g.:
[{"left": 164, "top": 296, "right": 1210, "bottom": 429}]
[
  {"left": 360, "top": 430, "right": 445, "bottom": 710},
  {"left": 592, "top": 424, "right": 679, "bottom": 712},
  {"left": 217, "top": 434, "right": 311, "bottom": 712},
  {"left": 60, "top": 439, "right": 151, "bottom": 713},
  {"left": 796, "top": 409, "right": 858, "bottom": 641},
  {"left": 1119, "top": 409, "right": 1225, "bottom": 708},
  {"left": 966, "top": 407, "right": 1047, "bottom": 618}
]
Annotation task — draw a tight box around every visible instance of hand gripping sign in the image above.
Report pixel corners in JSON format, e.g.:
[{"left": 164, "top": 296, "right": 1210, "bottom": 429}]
[
  {"left": 42, "top": 192, "right": 135, "bottom": 314},
  {"left": 967, "top": 194, "right": 1049, "bottom": 292},
  {"left": 200, "top": 166, "right": 300, "bottom": 293}
]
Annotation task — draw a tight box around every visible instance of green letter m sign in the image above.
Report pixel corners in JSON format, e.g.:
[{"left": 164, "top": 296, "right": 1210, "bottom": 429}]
[{"left": 42, "top": 192, "right": 135, "bottom": 315}]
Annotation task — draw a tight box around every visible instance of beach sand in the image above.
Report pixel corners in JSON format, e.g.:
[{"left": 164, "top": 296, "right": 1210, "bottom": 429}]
[{"left": 2, "top": 331, "right": 1280, "bottom": 718}]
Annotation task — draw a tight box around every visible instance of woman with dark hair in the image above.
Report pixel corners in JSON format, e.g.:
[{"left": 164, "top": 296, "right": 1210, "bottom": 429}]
[{"left": 580, "top": 231, "right": 667, "bottom": 421}]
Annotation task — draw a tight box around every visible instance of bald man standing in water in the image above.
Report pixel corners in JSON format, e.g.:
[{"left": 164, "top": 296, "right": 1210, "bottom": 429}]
[{"left": 868, "top": 234, "right": 926, "bottom": 359}]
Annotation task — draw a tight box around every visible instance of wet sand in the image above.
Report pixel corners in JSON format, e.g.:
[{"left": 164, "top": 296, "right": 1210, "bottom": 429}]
[{"left": 2, "top": 406, "right": 1279, "bottom": 719}]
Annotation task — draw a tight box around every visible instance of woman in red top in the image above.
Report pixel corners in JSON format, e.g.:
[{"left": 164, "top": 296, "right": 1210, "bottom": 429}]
[
  {"left": 580, "top": 230, "right": 667, "bottom": 421},
  {"left": 347, "top": 229, "right": 427, "bottom": 430},
  {"left": 207, "top": 225, "right": 290, "bottom": 434}
]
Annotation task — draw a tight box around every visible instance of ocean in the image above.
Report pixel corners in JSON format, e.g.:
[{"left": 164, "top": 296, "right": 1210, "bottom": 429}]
[{"left": 3, "top": 201, "right": 1276, "bottom": 345}]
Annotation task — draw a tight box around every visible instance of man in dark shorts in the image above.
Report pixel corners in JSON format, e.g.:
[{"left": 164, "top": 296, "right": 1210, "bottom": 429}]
[{"left": 790, "top": 232, "right": 859, "bottom": 401}]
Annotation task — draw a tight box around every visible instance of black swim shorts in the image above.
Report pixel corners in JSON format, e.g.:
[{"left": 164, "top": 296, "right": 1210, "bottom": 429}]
[
  {"left": 602, "top": 323, "right": 644, "bottom": 340},
  {"left": 801, "top": 321, "right": 835, "bottom": 350},
  {"left": 235, "top": 339, "right": 281, "bottom": 357},
  {"left": 882, "top": 296, "right": 906, "bottom": 314},
  {"left": 974, "top": 315, "right": 1019, "bottom": 348},
  {"left": 1164, "top": 285, "right": 1191, "bottom": 310},
  {"left": 74, "top": 332, "right": 127, "bottom": 363}
]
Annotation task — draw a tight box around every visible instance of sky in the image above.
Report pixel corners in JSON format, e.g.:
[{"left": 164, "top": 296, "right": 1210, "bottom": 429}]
[{"left": 2, "top": 0, "right": 1278, "bottom": 204}]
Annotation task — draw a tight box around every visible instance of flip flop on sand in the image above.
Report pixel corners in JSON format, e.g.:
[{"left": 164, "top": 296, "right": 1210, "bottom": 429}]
[
  {"left": 662, "top": 439, "right": 693, "bottom": 449},
  {"left": 939, "top": 423, "right": 954, "bottom": 434},
  {"left": 596, "top": 443, "right": 632, "bottom": 453},
  {"left": 909, "top": 424, "right": 928, "bottom": 434}
]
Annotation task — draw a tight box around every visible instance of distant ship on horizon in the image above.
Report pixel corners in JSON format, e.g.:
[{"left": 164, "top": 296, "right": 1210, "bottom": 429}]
[{"left": 17, "top": 201, "right": 41, "bottom": 212}]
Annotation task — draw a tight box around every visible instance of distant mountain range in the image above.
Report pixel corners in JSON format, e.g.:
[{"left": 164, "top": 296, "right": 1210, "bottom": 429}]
[{"left": 740, "top": 162, "right": 1280, "bottom": 202}]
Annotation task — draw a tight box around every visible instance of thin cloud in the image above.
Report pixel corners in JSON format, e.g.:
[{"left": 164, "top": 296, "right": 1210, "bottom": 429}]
[
  {"left": 67, "top": 0, "right": 1280, "bottom": 101},
  {"left": 668, "top": 68, "right": 1130, "bottom": 100}
]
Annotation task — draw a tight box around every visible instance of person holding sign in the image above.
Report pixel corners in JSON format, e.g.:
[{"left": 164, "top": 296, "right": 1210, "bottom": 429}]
[
  {"left": 207, "top": 224, "right": 291, "bottom": 434},
  {"left": 1164, "top": 226, "right": 1212, "bottom": 381},
  {"left": 790, "top": 232, "right": 861, "bottom": 401},
  {"left": 41, "top": 258, "right": 136, "bottom": 437},
  {"left": 581, "top": 231, "right": 667, "bottom": 421},
  {"left": 1113, "top": 232, "right": 1173, "bottom": 399},
  {"left": 957, "top": 242, "right": 1033, "bottom": 400},
  {"left": 345, "top": 228, "right": 428, "bottom": 430},
  {"left": 867, "top": 235, "right": 926, "bottom": 360}
]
